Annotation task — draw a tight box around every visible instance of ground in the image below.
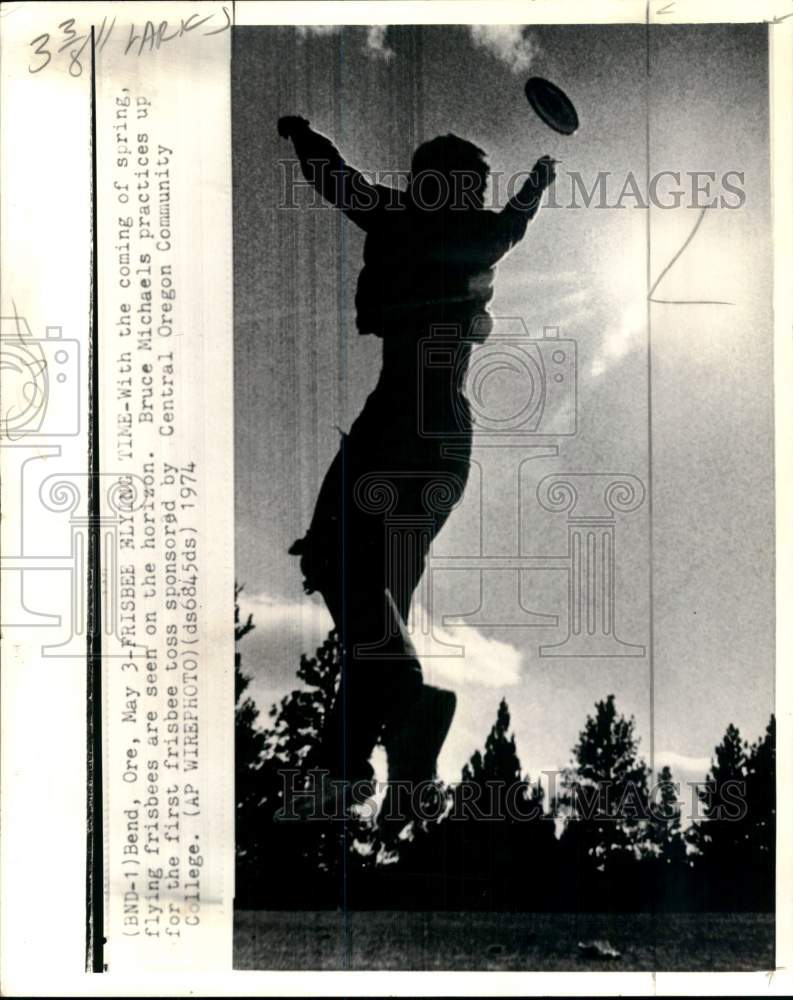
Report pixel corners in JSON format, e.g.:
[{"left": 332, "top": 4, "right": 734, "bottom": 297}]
[{"left": 234, "top": 910, "right": 774, "bottom": 971}]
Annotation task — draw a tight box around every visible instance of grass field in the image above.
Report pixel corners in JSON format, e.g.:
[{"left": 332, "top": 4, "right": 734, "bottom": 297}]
[{"left": 234, "top": 909, "right": 773, "bottom": 971}]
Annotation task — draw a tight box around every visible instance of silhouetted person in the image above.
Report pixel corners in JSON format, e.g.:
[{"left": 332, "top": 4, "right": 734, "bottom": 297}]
[{"left": 279, "top": 115, "right": 556, "bottom": 819}]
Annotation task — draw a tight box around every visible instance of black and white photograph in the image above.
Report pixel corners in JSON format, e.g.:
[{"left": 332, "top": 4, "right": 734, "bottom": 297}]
[
  {"left": 1, "top": 2, "right": 790, "bottom": 994},
  {"left": 232, "top": 18, "right": 776, "bottom": 971}
]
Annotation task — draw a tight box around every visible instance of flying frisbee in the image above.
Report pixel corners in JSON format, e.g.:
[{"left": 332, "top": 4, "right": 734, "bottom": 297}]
[{"left": 525, "top": 77, "right": 579, "bottom": 135}]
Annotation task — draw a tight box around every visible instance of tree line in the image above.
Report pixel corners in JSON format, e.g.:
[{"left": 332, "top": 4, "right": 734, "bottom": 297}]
[{"left": 235, "top": 596, "right": 775, "bottom": 912}]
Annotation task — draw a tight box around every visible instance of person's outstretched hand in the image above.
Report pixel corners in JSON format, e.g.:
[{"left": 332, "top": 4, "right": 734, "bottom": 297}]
[
  {"left": 530, "top": 155, "right": 557, "bottom": 191},
  {"left": 278, "top": 115, "right": 310, "bottom": 139}
]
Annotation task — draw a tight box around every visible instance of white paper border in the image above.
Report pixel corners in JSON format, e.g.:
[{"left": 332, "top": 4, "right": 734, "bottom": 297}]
[{"left": 1, "top": 1, "right": 790, "bottom": 995}]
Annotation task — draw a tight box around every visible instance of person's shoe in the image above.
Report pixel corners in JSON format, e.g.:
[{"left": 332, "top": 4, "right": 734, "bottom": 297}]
[
  {"left": 276, "top": 761, "right": 375, "bottom": 822},
  {"left": 378, "top": 685, "right": 456, "bottom": 836}
]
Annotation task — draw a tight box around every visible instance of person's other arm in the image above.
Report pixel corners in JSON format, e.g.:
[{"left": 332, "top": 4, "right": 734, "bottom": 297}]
[
  {"left": 488, "top": 155, "right": 557, "bottom": 261},
  {"left": 278, "top": 115, "right": 386, "bottom": 230}
]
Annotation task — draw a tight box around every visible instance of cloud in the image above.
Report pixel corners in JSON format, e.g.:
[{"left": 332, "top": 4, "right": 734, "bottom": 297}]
[
  {"left": 364, "top": 26, "right": 394, "bottom": 61},
  {"left": 408, "top": 604, "right": 524, "bottom": 688},
  {"left": 469, "top": 25, "right": 540, "bottom": 75},
  {"left": 295, "top": 25, "right": 338, "bottom": 38},
  {"left": 239, "top": 590, "right": 332, "bottom": 634},
  {"left": 296, "top": 25, "right": 542, "bottom": 73},
  {"left": 295, "top": 25, "right": 395, "bottom": 61},
  {"left": 240, "top": 591, "right": 523, "bottom": 689},
  {"left": 589, "top": 214, "right": 648, "bottom": 377},
  {"left": 590, "top": 301, "right": 645, "bottom": 377},
  {"left": 655, "top": 750, "right": 712, "bottom": 778}
]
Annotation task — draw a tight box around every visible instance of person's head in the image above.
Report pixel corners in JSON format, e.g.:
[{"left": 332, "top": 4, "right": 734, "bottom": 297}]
[{"left": 409, "top": 134, "right": 489, "bottom": 210}]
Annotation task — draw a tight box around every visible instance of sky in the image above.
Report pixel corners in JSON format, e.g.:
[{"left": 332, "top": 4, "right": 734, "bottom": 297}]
[{"left": 232, "top": 23, "right": 774, "bottom": 793}]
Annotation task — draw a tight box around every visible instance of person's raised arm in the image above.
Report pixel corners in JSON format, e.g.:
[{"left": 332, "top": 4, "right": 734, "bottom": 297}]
[
  {"left": 488, "top": 155, "right": 557, "bottom": 262},
  {"left": 278, "top": 115, "right": 384, "bottom": 231}
]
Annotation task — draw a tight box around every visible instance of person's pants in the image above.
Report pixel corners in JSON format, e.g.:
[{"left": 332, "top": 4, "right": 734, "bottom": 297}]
[
  {"left": 290, "top": 424, "right": 471, "bottom": 782},
  {"left": 318, "top": 580, "right": 423, "bottom": 783}
]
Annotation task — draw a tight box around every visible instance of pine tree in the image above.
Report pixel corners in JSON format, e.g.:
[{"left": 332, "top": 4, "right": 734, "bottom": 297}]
[
  {"left": 456, "top": 698, "right": 531, "bottom": 818},
  {"left": 557, "top": 694, "right": 652, "bottom": 873},
  {"left": 691, "top": 717, "right": 775, "bottom": 909},
  {"left": 441, "top": 698, "right": 555, "bottom": 908},
  {"left": 701, "top": 722, "right": 746, "bottom": 816},
  {"left": 693, "top": 722, "right": 747, "bottom": 840},
  {"left": 688, "top": 722, "right": 749, "bottom": 907},
  {"left": 744, "top": 715, "right": 775, "bottom": 909},
  {"left": 745, "top": 715, "right": 775, "bottom": 856},
  {"left": 262, "top": 631, "right": 378, "bottom": 887},
  {"left": 266, "top": 630, "right": 341, "bottom": 770},
  {"left": 233, "top": 594, "right": 361, "bottom": 905},
  {"left": 482, "top": 698, "right": 523, "bottom": 785},
  {"left": 234, "top": 587, "right": 267, "bottom": 866},
  {"left": 647, "top": 765, "right": 688, "bottom": 866}
]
